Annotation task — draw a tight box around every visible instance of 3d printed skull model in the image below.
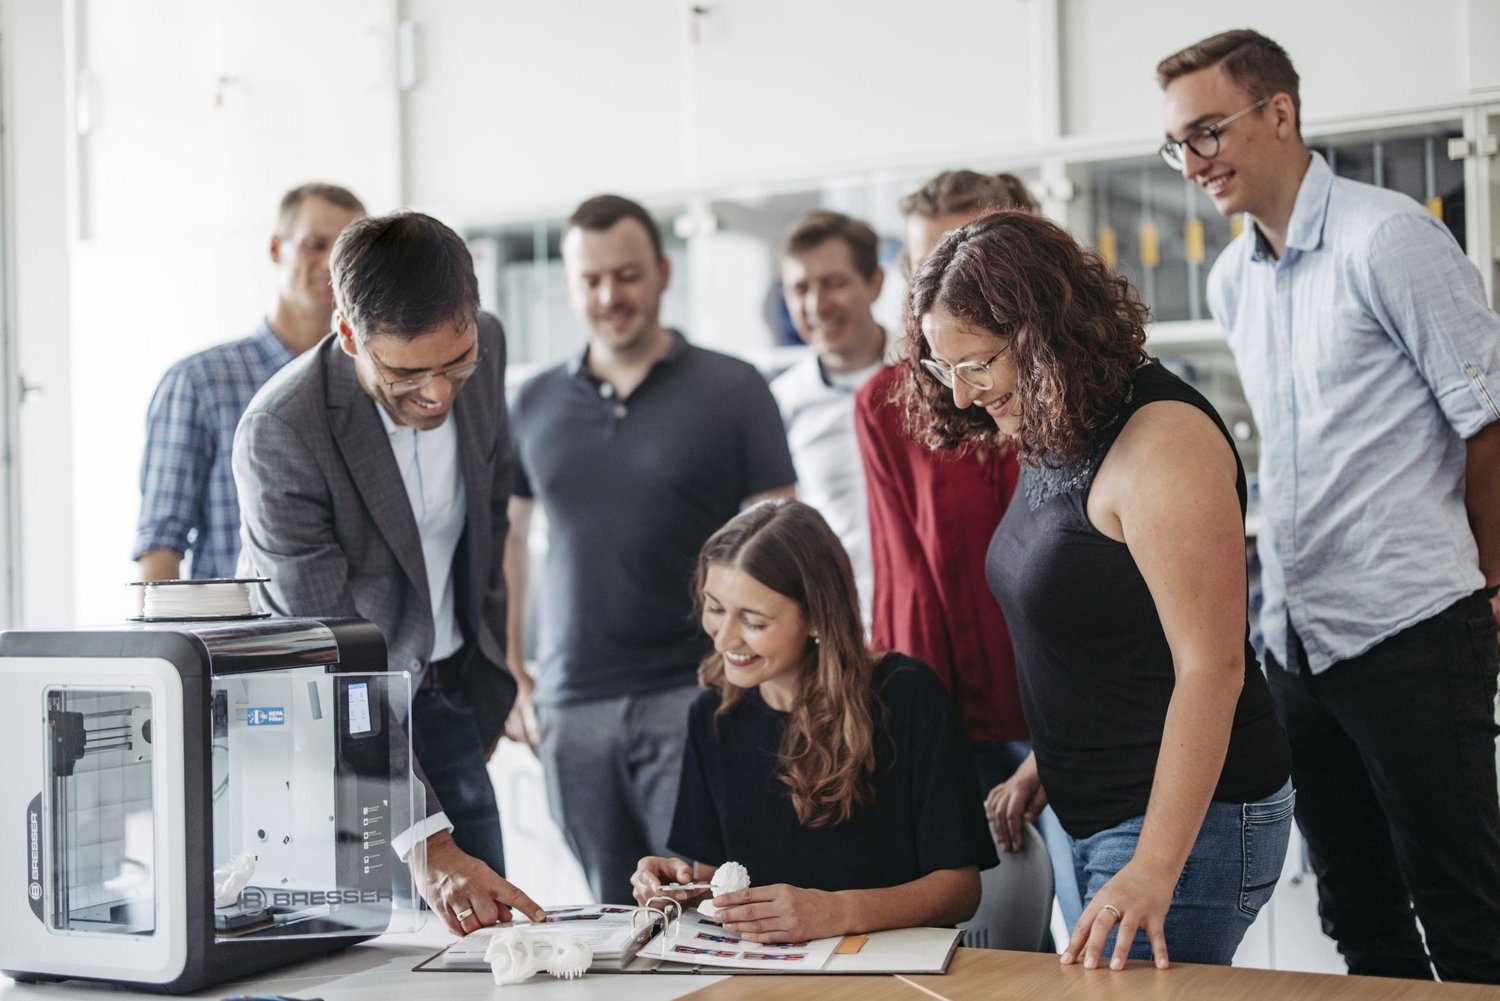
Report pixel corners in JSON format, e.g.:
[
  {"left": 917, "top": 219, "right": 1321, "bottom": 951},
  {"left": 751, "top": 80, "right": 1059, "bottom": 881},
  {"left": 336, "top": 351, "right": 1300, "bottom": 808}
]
[
  {"left": 542, "top": 935, "right": 594, "bottom": 979},
  {"left": 484, "top": 927, "right": 594, "bottom": 985},
  {"left": 710, "top": 860, "right": 750, "bottom": 896},
  {"left": 485, "top": 927, "right": 541, "bottom": 985},
  {"left": 698, "top": 860, "right": 753, "bottom": 921}
]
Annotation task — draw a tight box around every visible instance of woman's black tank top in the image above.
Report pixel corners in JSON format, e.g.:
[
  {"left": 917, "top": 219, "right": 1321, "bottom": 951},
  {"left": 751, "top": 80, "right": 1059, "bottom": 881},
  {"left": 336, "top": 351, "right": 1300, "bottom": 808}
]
[{"left": 986, "top": 360, "right": 1290, "bottom": 838}]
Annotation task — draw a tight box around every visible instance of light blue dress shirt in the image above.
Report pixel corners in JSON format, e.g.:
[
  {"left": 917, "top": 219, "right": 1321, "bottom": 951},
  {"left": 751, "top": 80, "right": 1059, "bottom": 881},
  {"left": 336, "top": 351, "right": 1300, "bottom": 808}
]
[{"left": 1208, "top": 152, "right": 1500, "bottom": 674}]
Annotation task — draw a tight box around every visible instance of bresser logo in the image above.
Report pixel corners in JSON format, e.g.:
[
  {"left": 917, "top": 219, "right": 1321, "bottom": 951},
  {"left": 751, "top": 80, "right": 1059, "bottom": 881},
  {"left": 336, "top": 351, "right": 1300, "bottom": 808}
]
[
  {"left": 28, "top": 807, "right": 39, "bottom": 884},
  {"left": 26, "top": 793, "right": 45, "bottom": 921},
  {"left": 239, "top": 886, "right": 392, "bottom": 909}
]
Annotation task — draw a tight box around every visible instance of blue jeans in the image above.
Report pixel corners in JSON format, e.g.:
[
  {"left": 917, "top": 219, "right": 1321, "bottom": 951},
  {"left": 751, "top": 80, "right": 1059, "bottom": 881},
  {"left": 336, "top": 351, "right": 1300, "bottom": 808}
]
[
  {"left": 970, "top": 740, "right": 1085, "bottom": 937},
  {"left": 1068, "top": 778, "right": 1294, "bottom": 965}
]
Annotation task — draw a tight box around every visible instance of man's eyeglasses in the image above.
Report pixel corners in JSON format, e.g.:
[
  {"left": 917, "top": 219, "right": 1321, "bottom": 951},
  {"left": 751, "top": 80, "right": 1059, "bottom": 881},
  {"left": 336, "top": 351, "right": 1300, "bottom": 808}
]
[
  {"left": 1159, "top": 97, "right": 1269, "bottom": 171},
  {"left": 358, "top": 335, "right": 482, "bottom": 395},
  {"left": 920, "top": 344, "right": 1010, "bottom": 392}
]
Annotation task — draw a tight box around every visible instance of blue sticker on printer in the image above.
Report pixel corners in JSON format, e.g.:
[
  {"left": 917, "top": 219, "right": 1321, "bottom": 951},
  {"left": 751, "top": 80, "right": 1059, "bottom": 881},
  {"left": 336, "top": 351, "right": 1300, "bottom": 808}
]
[{"left": 246, "top": 707, "right": 286, "bottom": 726}]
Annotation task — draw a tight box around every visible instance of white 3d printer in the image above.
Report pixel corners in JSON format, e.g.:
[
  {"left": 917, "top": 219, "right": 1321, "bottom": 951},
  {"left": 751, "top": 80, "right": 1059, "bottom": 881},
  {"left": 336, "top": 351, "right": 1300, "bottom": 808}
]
[{"left": 0, "top": 615, "right": 419, "bottom": 993}]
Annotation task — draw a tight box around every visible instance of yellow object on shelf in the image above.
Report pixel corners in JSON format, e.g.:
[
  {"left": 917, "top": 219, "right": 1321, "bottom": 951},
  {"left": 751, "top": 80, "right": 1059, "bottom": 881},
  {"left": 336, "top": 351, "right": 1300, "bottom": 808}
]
[
  {"left": 1185, "top": 218, "right": 1205, "bottom": 265},
  {"left": 1096, "top": 226, "right": 1118, "bottom": 269},
  {"left": 1230, "top": 215, "right": 1245, "bottom": 240},
  {"left": 1425, "top": 196, "right": 1444, "bottom": 221},
  {"left": 1139, "top": 222, "right": 1160, "bottom": 268}
]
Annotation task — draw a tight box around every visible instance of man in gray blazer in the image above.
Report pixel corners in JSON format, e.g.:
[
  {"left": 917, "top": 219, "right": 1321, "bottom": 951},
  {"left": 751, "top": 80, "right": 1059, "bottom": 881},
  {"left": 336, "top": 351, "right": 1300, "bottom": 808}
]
[{"left": 233, "top": 211, "right": 542, "bottom": 934}]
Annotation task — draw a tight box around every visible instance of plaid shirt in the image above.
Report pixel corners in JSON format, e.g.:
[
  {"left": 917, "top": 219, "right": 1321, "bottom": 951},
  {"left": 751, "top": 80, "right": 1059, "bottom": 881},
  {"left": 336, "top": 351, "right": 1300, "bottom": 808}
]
[{"left": 134, "top": 320, "right": 295, "bottom": 578}]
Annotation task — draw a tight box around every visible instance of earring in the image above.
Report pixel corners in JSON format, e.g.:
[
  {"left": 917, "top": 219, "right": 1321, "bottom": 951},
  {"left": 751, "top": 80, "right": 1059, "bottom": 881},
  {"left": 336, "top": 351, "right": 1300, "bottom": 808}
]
[{"left": 812, "top": 634, "right": 821, "bottom": 645}]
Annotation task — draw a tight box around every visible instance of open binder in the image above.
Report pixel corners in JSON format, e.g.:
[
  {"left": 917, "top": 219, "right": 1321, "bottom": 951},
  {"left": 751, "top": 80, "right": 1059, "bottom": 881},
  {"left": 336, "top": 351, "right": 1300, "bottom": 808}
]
[{"left": 417, "top": 903, "right": 962, "bottom": 976}]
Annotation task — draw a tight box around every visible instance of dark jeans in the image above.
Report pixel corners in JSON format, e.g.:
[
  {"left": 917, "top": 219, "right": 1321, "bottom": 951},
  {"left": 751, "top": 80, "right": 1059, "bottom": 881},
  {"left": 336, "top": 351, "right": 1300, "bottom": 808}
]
[
  {"left": 1265, "top": 590, "right": 1500, "bottom": 984},
  {"left": 411, "top": 686, "right": 506, "bottom": 876}
]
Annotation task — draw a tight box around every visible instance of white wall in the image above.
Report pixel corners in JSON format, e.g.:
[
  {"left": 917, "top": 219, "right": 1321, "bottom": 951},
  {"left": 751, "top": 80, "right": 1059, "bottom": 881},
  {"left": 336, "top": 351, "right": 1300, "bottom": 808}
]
[
  {"left": 402, "top": 0, "right": 693, "bottom": 222},
  {"left": 6, "top": 0, "right": 75, "bottom": 627},
  {"left": 62, "top": 0, "right": 403, "bottom": 624},
  {"left": 1063, "top": 0, "right": 1475, "bottom": 143},
  {"left": 405, "top": 0, "right": 1049, "bottom": 223}
]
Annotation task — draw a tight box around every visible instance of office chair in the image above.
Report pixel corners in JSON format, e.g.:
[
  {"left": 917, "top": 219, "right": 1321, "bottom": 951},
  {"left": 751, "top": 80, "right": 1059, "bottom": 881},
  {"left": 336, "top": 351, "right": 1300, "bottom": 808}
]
[{"left": 959, "top": 820, "right": 1055, "bottom": 951}]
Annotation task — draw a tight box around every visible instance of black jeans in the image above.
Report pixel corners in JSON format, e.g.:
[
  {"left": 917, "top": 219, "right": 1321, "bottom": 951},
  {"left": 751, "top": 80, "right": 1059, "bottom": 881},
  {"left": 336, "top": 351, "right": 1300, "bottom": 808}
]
[{"left": 1265, "top": 591, "right": 1500, "bottom": 983}]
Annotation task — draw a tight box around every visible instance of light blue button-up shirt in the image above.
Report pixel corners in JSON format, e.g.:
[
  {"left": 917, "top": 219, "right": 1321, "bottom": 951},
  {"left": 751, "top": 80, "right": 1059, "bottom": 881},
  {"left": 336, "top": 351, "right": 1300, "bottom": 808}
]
[{"left": 1208, "top": 152, "right": 1500, "bottom": 674}]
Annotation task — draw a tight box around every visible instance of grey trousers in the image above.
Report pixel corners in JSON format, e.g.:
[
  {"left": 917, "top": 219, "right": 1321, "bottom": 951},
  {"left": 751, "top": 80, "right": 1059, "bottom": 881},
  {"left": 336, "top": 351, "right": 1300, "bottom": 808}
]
[{"left": 537, "top": 682, "right": 701, "bottom": 904}]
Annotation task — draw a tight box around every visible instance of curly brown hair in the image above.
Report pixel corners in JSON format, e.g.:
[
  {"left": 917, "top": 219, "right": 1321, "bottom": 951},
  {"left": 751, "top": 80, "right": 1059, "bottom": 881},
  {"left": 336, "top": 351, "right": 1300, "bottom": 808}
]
[
  {"left": 897, "top": 210, "right": 1149, "bottom": 464},
  {"left": 694, "top": 500, "right": 876, "bottom": 828}
]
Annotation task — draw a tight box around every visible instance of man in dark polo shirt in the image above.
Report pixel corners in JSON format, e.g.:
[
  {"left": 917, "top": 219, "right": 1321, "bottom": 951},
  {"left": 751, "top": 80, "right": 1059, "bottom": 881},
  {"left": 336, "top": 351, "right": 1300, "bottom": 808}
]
[{"left": 505, "top": 194, "right": 796, "bottom": 904}]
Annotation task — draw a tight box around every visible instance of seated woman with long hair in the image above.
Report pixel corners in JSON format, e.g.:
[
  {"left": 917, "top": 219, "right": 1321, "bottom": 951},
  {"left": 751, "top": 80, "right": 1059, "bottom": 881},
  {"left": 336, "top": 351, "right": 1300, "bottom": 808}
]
[
  {"left": 900, "top": 211, "right": 1292, "bottom": 970},
  {"left": 630, "top": 499, "right": 996, "bottom": 943}
]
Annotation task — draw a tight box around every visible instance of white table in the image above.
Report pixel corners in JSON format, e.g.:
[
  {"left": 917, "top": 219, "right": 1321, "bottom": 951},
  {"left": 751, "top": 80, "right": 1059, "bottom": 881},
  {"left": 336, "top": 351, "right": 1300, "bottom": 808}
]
[{"left": 0, "top": 923, "right": 727, "bottom": 1001}]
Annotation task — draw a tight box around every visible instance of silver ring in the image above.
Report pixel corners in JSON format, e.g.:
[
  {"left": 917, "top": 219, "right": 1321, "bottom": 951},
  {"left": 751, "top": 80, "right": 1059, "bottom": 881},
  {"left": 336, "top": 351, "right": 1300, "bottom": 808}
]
[
  {"left": 454, "top": 906, "right": 474, "bottom": 922},
  {"left": 1100, "top": 903, "right": 1122, "bottom": 922}
]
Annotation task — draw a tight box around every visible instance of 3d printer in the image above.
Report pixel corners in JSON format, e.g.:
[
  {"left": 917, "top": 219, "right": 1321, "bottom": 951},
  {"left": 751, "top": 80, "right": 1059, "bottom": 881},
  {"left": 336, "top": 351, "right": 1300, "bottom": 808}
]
[{"left": 0, "top": 616, "right": 419, "bottom": 993}]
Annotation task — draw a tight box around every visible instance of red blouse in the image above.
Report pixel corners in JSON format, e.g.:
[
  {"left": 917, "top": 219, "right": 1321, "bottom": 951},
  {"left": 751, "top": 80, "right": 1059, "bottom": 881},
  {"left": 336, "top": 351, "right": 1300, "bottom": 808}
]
[{"left": 854, "top": 364, "right": 1028, "bottom": 743}]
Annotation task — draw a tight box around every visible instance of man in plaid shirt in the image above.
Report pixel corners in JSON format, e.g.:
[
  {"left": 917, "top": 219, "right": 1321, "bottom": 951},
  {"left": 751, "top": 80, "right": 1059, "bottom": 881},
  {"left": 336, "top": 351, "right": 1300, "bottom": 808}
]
[{"left": 133, "top": 183, "right": 364, "bottom": 580}]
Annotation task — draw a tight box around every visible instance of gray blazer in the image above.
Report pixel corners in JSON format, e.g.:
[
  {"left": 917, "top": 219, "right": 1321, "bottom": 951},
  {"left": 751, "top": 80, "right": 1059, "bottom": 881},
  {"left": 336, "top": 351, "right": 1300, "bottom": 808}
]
[{"left": 233, "top": 313, "right": 517, "bottom": 817}]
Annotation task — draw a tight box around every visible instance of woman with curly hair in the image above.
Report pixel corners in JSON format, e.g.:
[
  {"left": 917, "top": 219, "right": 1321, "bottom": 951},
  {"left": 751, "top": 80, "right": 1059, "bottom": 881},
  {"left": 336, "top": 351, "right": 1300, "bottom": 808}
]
[
  {"left": 630, "top": 499, "right": 996, "bottom": 943},
  {"left": 902, "top": 210, "right": 1292, "bottom": 970}
]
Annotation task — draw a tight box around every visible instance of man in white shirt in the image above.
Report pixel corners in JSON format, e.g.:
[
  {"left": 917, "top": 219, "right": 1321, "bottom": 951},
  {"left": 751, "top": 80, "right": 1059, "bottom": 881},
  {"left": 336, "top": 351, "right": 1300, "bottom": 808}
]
[{"left": 771, "top": 211, "right": 888, "bottom": 627}]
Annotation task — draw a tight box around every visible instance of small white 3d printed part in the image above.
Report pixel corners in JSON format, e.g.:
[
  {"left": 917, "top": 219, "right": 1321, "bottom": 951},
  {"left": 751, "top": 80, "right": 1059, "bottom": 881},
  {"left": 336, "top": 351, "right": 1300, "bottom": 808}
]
[
  {"left": 543, "top": 936, "right": 593, "bottom": 980},
  {"left": 710, "top": 861, "right": 750, "bottom": 896},
  {"left": 485, "top": 927, "right": 541, "bottom": 985},
  {"left": 211, "top": 851, "right": 256, "bottom": 908}
]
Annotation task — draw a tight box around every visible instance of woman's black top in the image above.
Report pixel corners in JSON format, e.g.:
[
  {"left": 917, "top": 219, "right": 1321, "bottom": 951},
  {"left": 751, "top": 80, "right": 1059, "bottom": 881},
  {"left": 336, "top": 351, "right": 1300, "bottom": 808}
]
[
  {"left": 986, "top": 361, "right": 1290, "bottom": 839},
  {"left": 669, "top": 653, "right": 998, "bottom": 890}
]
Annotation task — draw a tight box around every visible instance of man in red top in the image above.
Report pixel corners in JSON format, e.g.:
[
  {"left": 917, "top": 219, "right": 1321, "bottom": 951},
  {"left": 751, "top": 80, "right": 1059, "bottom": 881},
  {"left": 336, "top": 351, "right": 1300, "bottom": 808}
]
[{"left": 855, "top": 169, "right": 1082, "bottom": 934}]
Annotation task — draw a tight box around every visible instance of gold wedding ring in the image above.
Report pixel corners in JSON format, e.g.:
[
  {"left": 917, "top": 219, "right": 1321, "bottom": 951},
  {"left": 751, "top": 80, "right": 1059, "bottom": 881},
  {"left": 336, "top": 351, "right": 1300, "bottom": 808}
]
[{"left": 1100, "top": 903, "right": 1122, "bottom": 922}]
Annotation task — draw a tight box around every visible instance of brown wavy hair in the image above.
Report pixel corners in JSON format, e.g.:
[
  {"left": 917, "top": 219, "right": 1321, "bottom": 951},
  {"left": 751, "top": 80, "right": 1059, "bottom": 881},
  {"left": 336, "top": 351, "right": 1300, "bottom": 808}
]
[
  {"left": 695, "top": 500, "right": 876, "bottom": 827},
  {"left": 898, "top": 210, "right": 1149, "bottom": 464}
]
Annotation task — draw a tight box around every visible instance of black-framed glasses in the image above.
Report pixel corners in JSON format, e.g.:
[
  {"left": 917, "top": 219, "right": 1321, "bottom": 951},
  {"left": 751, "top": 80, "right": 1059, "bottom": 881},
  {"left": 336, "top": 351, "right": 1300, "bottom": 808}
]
[
  {"left": 1159, "top": 97, "right": 1270, "bottom": 171},
  {"left": 357, "top": 334, "right": 482, "bottom": 395},
  {"left": 920, "top": 344, "right": 1010, "bottom": 392}
]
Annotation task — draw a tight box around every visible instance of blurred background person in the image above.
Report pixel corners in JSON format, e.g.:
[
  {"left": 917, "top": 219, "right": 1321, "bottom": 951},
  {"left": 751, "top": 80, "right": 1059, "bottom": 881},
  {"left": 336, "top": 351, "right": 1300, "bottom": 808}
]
[
  {"left": 855, "top": 170, "right": 1082, "bottom": 938},
  {"left": 134, "top": 183, "right": 364, "bottom": 581},
  {"left": 771, "top": 210, "right": 888, "bottom": 629}
]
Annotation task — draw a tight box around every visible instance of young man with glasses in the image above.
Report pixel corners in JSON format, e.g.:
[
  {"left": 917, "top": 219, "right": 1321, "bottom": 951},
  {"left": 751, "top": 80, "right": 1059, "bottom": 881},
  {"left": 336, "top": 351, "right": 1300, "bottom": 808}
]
[
  {"left": 233, "top": 211, "right": 545, "bottom": 937},
  {"left": 1160, "top": 29, "right": 1500, "bottom": 984}
]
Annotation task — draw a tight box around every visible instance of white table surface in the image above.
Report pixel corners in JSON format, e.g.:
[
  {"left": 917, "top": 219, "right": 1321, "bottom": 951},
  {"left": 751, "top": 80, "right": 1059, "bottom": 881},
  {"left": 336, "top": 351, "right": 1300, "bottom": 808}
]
[{"left": 0, "top": 921, "right": 727, "bottom": 1001}]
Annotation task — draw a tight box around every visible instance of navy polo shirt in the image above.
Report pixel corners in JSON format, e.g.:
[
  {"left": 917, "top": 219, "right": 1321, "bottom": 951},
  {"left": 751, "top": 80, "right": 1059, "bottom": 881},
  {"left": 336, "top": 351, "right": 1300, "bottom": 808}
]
[{"left": 512, "top": 331, "right": 796, "bottom": 706}]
